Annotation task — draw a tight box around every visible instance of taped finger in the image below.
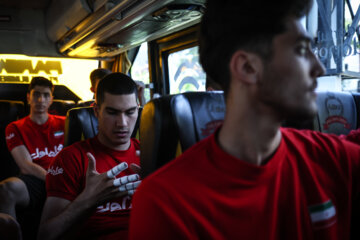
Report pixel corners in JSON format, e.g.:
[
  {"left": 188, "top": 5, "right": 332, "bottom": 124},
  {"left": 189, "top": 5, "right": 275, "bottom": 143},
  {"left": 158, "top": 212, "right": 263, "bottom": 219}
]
[
  {"left": 113, "top": 174, "right": 139, "bottom": 187},
  {"left": 107, "top": 162, "right": 128, "bottom": 178},
  {"left": 119, "top": 180, "right": 141, "bottom": 192}
]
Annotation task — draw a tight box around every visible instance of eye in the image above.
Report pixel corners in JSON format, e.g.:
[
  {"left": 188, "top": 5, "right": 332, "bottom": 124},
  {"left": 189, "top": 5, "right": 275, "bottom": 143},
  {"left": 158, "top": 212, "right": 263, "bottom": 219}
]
[
  {"left": 106, "top": 110, "right": 117, "bottom": 115},
  {"left": 126, "top": 110, "right": 136, "bottom": 116}
]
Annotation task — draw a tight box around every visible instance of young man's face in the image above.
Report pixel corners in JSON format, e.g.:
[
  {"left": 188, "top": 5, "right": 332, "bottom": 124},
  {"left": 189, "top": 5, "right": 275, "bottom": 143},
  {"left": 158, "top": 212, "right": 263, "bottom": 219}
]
[
  {"left": 27, "top": 86, "right": 53, "bottom": 114},
  {"left": 95, "top": 92, "right": 138, "bottom": 150},
  {"left": 258, "top": 18, "right": 325, "bottom": 120}
]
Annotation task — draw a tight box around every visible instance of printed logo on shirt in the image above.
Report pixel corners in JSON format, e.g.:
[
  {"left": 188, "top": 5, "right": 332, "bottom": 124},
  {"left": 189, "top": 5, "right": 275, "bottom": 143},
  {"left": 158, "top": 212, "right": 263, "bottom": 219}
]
[
  {"left": 47, "top": 166, "right": 63, "bottom": 176},
  {"left": 6, "top": 133, "right": 15, "bottom": 140},
  {"left": 308, "top": 199, "right": 337, "bottom": 229},
  {"left": 54, "top": 131, "right": 64, "bottom": 137},
  {"left": 96, "top": 196, "right": 132, "bottom": 213},
  {"left": 30, "top": 144, "right": 63, "bottom": 159}
]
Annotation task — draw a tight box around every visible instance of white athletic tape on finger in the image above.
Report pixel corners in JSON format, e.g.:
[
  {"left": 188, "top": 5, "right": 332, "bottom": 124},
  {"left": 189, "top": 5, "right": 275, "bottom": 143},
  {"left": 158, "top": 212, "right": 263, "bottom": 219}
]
[
  {"left": 113, "top": 174, "right": 139, "bottom": 187},
  {"left": 107, "top": 162, "right": 128, "bottom": 178},
  {"left": 119, "top": 181, "right": 141, "bottom": 191}
]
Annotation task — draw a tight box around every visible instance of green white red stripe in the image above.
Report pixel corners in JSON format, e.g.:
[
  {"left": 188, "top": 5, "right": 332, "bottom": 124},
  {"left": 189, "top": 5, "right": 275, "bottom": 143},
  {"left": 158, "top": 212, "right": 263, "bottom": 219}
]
[{"left": 308, "top": 200, "right": 336, "bottom": 228}]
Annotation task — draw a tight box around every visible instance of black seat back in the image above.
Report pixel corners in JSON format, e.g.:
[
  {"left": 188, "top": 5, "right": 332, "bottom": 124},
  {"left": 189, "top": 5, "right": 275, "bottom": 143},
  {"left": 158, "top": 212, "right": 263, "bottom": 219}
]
[
  {"left": 0, "top": 100, "right": 25, "bottom": 181},
  {"left": 140, "top": 91, "right": 225, "bottom": 178},
  {"left": 48, "top": 99, "right": 76, "bottom": 116},
  {"left": 65, "top": 106, "right": 142, "bottom": 147}
]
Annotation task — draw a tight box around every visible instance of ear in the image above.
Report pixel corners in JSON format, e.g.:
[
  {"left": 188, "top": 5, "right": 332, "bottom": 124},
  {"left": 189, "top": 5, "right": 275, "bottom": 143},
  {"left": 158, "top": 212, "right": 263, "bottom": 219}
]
[
  {"left": 90, "top": 86, "right": 95, "bottom": 93},
  {"left": 93, "top": 102, "right": 99, "bottom": 118},
  {"left": 26, "top": 93, "right": 30, "bottom": 103},
  {"left": 229, "top": 50, "right": 262, "bottom": 85}
]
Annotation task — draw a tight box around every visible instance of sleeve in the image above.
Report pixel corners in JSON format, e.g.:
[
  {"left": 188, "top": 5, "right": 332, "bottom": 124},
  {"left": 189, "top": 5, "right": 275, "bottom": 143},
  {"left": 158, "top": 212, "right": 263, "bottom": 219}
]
[
  {"left": 5, "top": 123, "right": 24, "bottom": 152},
  {"left": 46, "top": 146, "right": 86, "bottom": 201},
  {"left": 129, "top": 178, "right": 191, "bottom": 240},
  {"left": 339, "top": 128, "right": 360, "bottom": 145}
]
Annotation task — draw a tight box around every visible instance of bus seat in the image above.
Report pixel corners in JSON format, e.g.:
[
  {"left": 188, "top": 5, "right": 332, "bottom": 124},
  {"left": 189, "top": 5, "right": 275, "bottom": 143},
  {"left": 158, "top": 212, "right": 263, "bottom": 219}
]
[
  {"left": 140, "top": 91, "right": 225, "bottom": 178},
  {"left": 315, "top": 91, "right": 358, "bottom": 135},
  {"left": 64, "top": 106, "right": 98, "bottom": 147},
  {"left": 77, "top": 100, "right": 95, "bottom": 107},
  {"left": 64, "top": 106, "right": 143, "bottom": 147},
  {"left": 48, "top": 99, "right": 76, "bottom": 116},
  {"left": 0, "top": 100, "right": 25, "bottom": 181}
]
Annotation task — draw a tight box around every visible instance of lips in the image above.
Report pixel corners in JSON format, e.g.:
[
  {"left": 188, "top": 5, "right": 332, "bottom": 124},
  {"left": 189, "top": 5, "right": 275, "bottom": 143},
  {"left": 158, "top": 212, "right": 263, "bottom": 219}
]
[{"left": 113, "top": 130, "right": 129, "bottom": 138}]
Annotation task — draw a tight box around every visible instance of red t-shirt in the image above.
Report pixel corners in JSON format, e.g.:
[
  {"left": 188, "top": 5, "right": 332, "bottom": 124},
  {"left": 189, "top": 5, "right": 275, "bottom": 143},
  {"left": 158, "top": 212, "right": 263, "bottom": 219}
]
[
  {"left": 129, "top": 128, "right": 360, "bottom": 240},
  {"left": 5, "top": 114, "right": 65, "bottom": 170},
  {"left": 340, "top": 128, "right": 360, "bottom": 145},
  {"left": 46, "top": 136, "right": 140, "bottom": 240}
]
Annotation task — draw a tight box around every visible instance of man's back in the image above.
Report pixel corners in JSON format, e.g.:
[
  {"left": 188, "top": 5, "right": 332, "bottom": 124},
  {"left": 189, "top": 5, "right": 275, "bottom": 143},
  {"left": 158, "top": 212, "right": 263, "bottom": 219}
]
[{"left": 130, "top": 128, "right": 360, "bottom": 239}]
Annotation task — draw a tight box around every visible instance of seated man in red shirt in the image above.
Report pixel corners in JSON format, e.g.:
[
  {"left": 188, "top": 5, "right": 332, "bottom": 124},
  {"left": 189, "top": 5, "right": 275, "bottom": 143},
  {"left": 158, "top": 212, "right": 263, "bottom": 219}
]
[
  {"left": 129, "top": 0, "right": 360, "bottom": 239},
  {"left": 38, "top": 73, "right": 141, "bottom": 240},
  {"left": 0, "top": 77, "right": 65, "bottom": 239}
]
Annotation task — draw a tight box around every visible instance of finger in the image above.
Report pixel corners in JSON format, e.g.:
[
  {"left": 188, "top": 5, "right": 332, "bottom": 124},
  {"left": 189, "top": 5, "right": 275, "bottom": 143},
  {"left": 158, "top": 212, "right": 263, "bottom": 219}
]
[
  {"left": 113, "top": 174, "right": 139, "bottom": 186},
  {"left": 119, "top": 180, "right": 141, "bottom": 192},
  {"left": 86, "top": 152, "right": 97, "bottom": 175},
  {"left": 130, "top": 163, "right": 141, "bottom": 174},
  {"left": 107, "top": 162, "right": 128, "bottom": 178}
]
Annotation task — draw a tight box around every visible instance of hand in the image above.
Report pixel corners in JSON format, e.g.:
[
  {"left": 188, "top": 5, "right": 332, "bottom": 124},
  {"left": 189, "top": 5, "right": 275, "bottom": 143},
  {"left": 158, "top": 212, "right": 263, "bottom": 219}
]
[
  {"left": 80, "top": 153, "right": 141, "bottom": 207},
  {"left": 134, "top": 81, "right": 146, "bottom": 106}
]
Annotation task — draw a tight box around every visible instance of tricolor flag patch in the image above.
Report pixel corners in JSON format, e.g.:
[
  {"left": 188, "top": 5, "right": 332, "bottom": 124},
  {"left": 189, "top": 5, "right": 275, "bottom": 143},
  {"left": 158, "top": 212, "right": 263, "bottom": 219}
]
[
  {"left": 308, "top": 200, "right": 337, "bottom": 229},
  {"left": 54, "top": 131, "right": 64, "bottom": 137}
]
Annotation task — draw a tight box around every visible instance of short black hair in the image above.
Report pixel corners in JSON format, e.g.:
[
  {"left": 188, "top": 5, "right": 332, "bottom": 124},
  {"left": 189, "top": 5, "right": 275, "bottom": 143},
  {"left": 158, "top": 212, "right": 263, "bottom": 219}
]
[
  {"left": 90, "top": 68, "right": 112, "bottom": 88},
  {"left": 28, "top": 76, "right": 54, "bottom": 93},
  {"left": 96, "top": 72, "right": 138, "bottom": 106},
  {"left": 199, "top": 0, "right": 313, "bottom": 97}
]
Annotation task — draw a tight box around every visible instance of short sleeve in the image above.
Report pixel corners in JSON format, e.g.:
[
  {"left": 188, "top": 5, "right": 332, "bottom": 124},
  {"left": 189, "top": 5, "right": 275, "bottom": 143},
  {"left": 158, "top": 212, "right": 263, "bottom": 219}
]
[
  {"left": 5, "top": 123, "right": 24, "bottom": 152},
  {"left": 46, "top": 146, "right": 86, "bottom": 201}
]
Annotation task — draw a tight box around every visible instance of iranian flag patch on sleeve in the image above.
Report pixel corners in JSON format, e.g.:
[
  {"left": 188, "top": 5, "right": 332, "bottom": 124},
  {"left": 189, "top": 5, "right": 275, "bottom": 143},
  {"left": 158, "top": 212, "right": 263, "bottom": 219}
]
[{"left": 308, "top": 199, "right": 337, "bottom": 229}]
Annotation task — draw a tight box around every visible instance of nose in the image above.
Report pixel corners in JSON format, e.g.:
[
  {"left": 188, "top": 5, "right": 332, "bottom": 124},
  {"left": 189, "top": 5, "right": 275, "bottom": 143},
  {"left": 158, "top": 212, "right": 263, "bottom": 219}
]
[
  {"left": 37, "top": 94, "right": 45, "bottom": 102},
  {"left": 115, "top": 113, "right": 127, "bottom": 127},
  {"left": 310, "top": 51, "right": 325, "bottom": 78}
]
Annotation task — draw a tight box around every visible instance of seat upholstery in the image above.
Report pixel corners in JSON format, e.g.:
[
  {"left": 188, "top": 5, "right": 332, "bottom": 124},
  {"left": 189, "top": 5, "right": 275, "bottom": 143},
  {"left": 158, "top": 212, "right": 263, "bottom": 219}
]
[
  {"left": 0, "top": 100, "right": 25, "bottom": 181},
  {"left": 48, "top": 99, "right": 76, "bottom": 116},
  {"left": 140, "top": 91, "right": 225, "bottom": 178},
  {"left": 315, "top": 91, "right": 358, "bottom": 135},
  {"left": 65, "top": 106, "right": 142, "bottom": 147}
]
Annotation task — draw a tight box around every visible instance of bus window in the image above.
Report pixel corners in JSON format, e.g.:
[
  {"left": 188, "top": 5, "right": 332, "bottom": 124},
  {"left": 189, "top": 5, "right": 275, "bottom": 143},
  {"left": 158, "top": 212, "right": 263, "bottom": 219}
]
[
  {"left": 131, "top": 43, "right": 151, "bottom": 103},
  {"left": 0, "top": 54, "right": 98, "bottom": 100},
  {"left": 168, "top": 46, "right": 206, "bottom": 94}
]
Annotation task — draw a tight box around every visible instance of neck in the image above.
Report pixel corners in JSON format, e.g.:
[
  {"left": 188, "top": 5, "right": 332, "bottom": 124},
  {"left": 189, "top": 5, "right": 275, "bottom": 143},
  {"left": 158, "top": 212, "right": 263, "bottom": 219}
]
[
  {"left": 218, "top": 90, "right": 282, "bottom": 166},
  {"left": 97, "top": 134, "right": 131, "bottom": 151},
  {"left": 29, "top": 112, "right": 49, "bottom": 125}
]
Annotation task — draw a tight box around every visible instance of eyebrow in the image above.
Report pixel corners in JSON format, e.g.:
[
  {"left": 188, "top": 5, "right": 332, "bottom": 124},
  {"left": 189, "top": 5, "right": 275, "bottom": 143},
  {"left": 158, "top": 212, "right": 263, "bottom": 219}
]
[
  {"left": 105, "top": 106, "right": 138, "bottom": 113},
  {"left": 295, "top": 35, "right": 314, "bottom": 44}
]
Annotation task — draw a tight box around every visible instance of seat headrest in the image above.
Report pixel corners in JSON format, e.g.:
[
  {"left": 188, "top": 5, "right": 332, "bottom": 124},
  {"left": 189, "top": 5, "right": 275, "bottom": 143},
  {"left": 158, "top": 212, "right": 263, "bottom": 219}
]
[
  {"left": 64, "top": 106, "right": 98, "bottom": 147},
  {"left": 140, "top": 91, "right": 225, "bottom": 178},
  {"left": 49, "top": 99, "right": 76, "bottom": 116},
  {"left": 316, "top": 91, "right": 357, "bottom": 135},
  {"left": 171, "top": 91, "right": 225, "bottom": 150}
]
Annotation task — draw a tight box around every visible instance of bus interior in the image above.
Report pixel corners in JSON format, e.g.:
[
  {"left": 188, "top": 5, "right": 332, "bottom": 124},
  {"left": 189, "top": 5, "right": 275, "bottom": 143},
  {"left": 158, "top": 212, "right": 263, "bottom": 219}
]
[{"left": 0, "top": 0, "right": 360, "bottom": 238}]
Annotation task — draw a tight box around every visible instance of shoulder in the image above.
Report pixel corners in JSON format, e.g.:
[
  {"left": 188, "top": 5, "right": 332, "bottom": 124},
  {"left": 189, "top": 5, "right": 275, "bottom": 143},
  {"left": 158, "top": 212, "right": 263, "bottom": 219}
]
[
  {"left": 131, "top": 138, "right": 140, "bottom": 150},
  {"left": 48, "top": 114, "right": 66, "bottom": 123},
  {"left": 281, "top": 128, "right": 360, "bottom": 163},
  {"left": 143, "top": 135, "right": 211, "bottom": 184},
  {"left": 6, "top": 116, "right": 27, "bottom": 129}
]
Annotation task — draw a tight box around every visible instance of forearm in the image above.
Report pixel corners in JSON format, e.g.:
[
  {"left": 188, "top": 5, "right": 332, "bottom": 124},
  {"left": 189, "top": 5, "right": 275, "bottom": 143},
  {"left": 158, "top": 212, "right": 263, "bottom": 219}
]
[
  {"left": 38, "top": 195, "right": 96, "bottom": 240},
  {"left": 19, "top": 162, "right": 47, "bottom": 180}
]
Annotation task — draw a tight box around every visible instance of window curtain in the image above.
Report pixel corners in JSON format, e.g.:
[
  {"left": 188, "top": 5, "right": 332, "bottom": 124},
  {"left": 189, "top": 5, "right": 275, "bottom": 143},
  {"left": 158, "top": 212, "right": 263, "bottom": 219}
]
[{"left": 112, "top": 51, "right": 132, "bottom": 74}]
